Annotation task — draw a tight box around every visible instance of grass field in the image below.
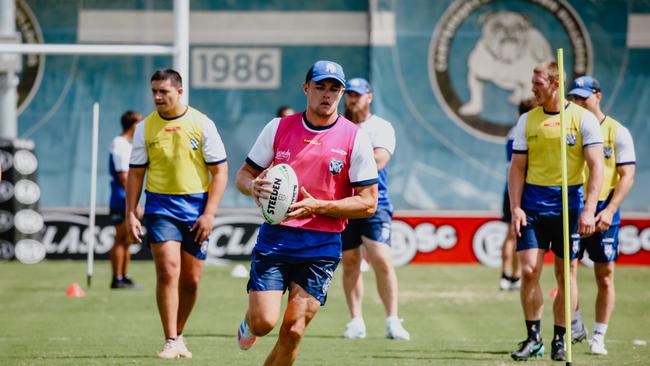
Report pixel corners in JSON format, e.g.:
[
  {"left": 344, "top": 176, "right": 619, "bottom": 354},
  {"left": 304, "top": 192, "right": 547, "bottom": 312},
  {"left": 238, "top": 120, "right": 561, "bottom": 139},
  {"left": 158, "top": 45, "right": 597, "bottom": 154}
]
[{"left": 0, "top": 261, "right": 648, "bottom": 365}]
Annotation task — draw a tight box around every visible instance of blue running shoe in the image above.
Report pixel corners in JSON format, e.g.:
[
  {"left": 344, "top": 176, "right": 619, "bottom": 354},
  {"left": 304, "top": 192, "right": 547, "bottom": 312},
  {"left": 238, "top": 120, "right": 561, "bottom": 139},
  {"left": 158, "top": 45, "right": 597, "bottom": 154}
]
[{"left": 511, "top": 338, "right": 545, "bottom": 361}]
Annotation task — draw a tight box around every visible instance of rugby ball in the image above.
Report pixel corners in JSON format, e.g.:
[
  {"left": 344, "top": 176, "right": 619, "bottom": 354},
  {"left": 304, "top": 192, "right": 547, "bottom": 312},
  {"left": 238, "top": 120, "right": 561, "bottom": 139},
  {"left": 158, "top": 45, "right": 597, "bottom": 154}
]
[{"left": 258, "top": 164, "right": 299, "bottom": 224}]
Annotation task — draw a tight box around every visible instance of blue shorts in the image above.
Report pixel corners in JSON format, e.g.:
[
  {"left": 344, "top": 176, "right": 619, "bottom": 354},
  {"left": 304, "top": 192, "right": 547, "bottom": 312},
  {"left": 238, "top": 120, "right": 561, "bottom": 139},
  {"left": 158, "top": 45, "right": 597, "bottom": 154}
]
[
  {"left": 516, "top": 209, "right": 581, "bottom": 259},
  {"left": 110, "top": 207, "right": 125, "bottom": 225},
  {"left": 246, "top": 249, "right": 339, "bottom": 306},
  {"left": 579, "top": 225, "right": 619, "bottom": 263},
  {"left": 144, "top": 214, "right": 207, "bottom": 260},
  {"left": 341, "top": 206, "right": 392, "bottom": 251}
]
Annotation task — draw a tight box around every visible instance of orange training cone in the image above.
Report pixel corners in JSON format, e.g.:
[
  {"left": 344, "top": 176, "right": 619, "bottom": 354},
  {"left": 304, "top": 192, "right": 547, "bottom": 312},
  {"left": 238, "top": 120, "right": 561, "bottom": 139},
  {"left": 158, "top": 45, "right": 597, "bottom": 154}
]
[
  {"left": 549, "top": 287, "right": 558, "bottom": 298},
  {"left": 65, "top": 282, "right": 86, "bottom": 298}
]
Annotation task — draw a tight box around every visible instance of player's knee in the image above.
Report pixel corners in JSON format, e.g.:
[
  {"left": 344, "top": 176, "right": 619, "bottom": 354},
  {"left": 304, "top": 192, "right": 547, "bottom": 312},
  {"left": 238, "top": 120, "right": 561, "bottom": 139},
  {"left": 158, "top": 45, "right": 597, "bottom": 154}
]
[
  {"left": 342, "top": 253, "right": 361, "bottom": 272},
  {"left": 248, "top": 314, "right": 275, "bottom": 336},
  {"left": 179, "top": 276, "right": 200, "bottom": 295},
  {"left": 596, "top": 273, "right": 614, "bottom": 290},
  {"left": 369, "top": 255, "right": 391, "bottom": 275},
  {"left": 279, "top": 320, "right": 306, "bottom": 348},
  {"left": 521, "top": 264, "right": 540, "bottom": 281},
  {"left": 155, "top": 264, "right": 180, "bottom": 284}
]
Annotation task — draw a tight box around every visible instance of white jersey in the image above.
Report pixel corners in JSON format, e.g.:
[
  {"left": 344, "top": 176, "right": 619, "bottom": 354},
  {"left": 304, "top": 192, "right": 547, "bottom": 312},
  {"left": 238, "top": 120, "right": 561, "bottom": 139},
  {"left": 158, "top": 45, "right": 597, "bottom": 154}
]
[
  {"left": 358, "top": 114, "right": 396, "bottom": 155},
  {"left": 110, "top": 136, "right": 132, "bottom": 173},
  {"left": 356, "top": 114, "right": 395, "bottom": 207}
]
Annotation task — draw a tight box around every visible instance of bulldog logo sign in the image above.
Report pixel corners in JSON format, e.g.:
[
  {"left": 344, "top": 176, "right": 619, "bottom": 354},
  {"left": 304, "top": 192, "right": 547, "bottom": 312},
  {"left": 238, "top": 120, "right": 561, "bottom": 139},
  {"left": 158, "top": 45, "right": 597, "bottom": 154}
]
[{"left": 429, "top": 0, "right": 592, "bottom": 142}]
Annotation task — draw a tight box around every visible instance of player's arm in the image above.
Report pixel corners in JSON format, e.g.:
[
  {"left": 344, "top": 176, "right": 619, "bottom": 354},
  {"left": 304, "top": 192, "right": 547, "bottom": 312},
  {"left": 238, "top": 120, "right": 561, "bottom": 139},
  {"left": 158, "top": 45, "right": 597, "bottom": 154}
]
[
  {"left": 508, "top": 114, "right": 528, "bottom": 237},
  {"left": 191, "top": 117, "right": 230, "bottom": 242},
  {"left": 579, "top": 112, "right": 605, "bottom": 237},
  {"left": 192, "top": 162, "right": 228, "bottom": 242},
  {"left": 509, "top": 154, "right": 527, "bottom": 237},
  {"left": 236, "top": 163, "right": 272, "bottom": 206},
  {"left": 125, "top": 167, "right": 145, "bottom": 243},
  {"left": 125, "top": 123, "right": 147, "bottom": 243},
  {"left": 116, "top": 172, "right": 128, "bottom": 188},
  {"left": 235, "top": 118, "right": 279, "bottom": 204},
  {"left": 595, "top": 164, "right": 635, "bottom": 231},
  {"left": 287, "top": 184, "right": 378, "bottom": 220},
  {"left": 596, "top": 127, "right": 636, "bottom": 231},
  {"left": 580, "top": 145, "right": 603, "bottom": 236},
  {"left": 374, "top": 148, "right": 391, "bottom": 170},
  {"left": 373, "top": 120, "right": 395, "bottom": 171}
]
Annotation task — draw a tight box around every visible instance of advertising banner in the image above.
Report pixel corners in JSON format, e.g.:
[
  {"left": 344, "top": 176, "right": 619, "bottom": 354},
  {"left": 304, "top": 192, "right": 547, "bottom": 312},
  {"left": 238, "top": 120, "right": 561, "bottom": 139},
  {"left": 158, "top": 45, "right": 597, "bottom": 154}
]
[
  {"left": 18, "top": 210, "right": 650, "bottom": 266},
  {"left": 392, "top": 215, "right": 650, "bottom": 266}
]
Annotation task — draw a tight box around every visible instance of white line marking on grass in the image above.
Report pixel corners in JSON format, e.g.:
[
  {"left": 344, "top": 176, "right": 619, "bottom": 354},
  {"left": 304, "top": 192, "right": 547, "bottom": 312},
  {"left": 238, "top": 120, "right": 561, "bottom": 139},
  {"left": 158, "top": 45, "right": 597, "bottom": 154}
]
[{"left": 48, "top": 337, "right": 70, "bottom": 341}]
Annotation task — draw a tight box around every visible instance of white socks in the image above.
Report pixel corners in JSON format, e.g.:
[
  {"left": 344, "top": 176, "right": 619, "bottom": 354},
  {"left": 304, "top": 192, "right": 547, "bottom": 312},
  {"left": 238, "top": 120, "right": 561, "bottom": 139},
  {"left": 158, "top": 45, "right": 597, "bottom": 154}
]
[
  {"left": 593, "top": 322, "right": 608, "bottom": 341},
  {"left": 386, "top": 316, "right": 400, "bottom": 324}
]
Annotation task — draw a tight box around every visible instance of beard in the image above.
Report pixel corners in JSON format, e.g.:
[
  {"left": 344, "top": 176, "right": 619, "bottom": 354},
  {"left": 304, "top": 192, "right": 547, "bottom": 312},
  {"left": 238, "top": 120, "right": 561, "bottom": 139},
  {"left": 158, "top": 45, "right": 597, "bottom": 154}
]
[{"left": 344, "top": 105, "right": 370, "bottom": 123}]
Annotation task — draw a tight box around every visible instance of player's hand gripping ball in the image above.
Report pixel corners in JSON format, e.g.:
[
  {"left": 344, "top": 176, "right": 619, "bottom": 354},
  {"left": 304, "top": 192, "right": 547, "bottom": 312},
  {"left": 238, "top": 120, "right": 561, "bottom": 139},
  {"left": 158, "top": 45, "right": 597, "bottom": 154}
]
[{"left": 258, "top": 164, "right": 299, "bottom": 224}]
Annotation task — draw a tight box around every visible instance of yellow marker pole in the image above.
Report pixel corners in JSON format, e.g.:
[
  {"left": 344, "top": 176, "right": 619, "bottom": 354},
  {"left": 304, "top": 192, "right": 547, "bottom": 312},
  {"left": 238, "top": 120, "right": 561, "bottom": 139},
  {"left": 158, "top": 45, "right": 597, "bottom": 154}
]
[{"left": 557, "top": 48, "right": 572, "bottom": 366}]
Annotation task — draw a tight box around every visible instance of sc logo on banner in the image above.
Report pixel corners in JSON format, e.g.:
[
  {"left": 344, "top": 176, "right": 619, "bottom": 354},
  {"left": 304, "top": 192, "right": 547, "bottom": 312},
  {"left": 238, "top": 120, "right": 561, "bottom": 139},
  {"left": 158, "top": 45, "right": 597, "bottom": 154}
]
[
  {"left": 472, "top": 221, "right": 508, "bottom": 267},
  {"left": 390, "top": 220, "right": 457, "bottom": 267}
]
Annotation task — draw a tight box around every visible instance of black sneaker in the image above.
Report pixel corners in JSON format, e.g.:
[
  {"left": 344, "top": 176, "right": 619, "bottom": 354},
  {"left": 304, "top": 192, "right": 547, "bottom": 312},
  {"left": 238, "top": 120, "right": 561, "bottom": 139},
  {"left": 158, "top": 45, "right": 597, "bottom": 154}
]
[
  {"left": 121, "top": 276, "right": 142, "bottom": 289},
  {"left": 110, "top": 277, "right": 127, "bottom": 289},
  {"left": 511, "top": 338, "right": 544, "bottom": 361},
  {"left": 110, "top": 277, "right": 140, "bottom": 289},
  {"left": 551, "top": 339, "right": 566, "bottom": 361},
  {"left": 571, "top": 321, "right": 588, "bottom": 344}
]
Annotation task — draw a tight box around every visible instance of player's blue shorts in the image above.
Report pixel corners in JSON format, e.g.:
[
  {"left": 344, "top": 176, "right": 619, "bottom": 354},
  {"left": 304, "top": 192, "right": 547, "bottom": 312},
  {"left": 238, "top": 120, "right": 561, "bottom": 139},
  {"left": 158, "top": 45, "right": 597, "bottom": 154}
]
[
  {"left": 109, "top": 207, "right": 126, "bottom": 225},
  {"left": 579, "top": 225, "right": 619, "bottom": 263},
  {"left": 246, "top": 249, "right": 339, "bottom": 306},
  {"left": 341, "top": 206, "right": 392, "bottom": 251},
  {"left": 144, "top": 214, "right": 207, "bottom": 260},
  {"left": 516, "top": 209, "right": 581, "bottom": 259}
]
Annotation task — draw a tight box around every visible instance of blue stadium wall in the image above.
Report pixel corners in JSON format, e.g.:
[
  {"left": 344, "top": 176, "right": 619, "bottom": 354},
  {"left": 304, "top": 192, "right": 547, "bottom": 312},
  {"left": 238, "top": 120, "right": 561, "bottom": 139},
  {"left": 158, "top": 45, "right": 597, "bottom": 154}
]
[{"left": 15, "top": 0, "right": 650, "bottom": 212}]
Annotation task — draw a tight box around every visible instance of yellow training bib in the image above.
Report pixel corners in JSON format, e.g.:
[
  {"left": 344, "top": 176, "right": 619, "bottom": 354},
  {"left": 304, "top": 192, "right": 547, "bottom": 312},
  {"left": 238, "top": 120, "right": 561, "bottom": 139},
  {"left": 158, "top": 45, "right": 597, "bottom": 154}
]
[
  {"left": 585, "top": 116, "right": 620, "bottom": 201},
  {"left": 143, "top": 107, "right": 210, "bottom": 194},
  {"left": 524, "top": 103, "right": 586, "bottom": 186}
]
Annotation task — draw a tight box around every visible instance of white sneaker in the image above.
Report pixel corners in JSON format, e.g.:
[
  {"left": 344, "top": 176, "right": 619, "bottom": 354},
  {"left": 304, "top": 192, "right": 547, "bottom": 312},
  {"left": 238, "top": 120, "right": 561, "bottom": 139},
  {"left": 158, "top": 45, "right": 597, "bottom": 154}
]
[
  {"left": 386, "top": 318, "right": 410, "bottom": 340},
  {"left": 509, "top": 278, "right": 522, "bottom": 290},
  {"left": 360, "top": 259, "right": 370, "bottom": 273},
  {"left": 589, "top": 337, "right": 608, "bottom": 355},
  {"left": 343, "top": 318, "right": 367, "bottom": 339},
  {"left": 499, "top": 277, "right": 511, "bottom": 290},
  {"left": 176, "top": 335, "right": 193, "bottom": 358},
  {"left": 237, "top": 319, "right": 257, "bottom": 350},
  {"left": 158, "top": 339, "right": 181, "bottom": 359}
]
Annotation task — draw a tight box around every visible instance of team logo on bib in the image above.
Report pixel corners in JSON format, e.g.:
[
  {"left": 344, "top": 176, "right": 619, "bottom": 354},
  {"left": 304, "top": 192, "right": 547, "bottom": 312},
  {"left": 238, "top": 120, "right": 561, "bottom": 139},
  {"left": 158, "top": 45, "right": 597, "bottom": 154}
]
[
  {"left": 566, "top": 134, "right": 577, "bottom": 146},
  {"left": 329, "top": 158, "right": 344, "bottom": 175},
  {"left": 429, "top": 0, "right": 592, "bottom": 142},
  {"left": 604, "top": 146, "right": 613, "bottom": 159},
  {"left": 189, "top": 138, "right": 199, "bottom": 151}
]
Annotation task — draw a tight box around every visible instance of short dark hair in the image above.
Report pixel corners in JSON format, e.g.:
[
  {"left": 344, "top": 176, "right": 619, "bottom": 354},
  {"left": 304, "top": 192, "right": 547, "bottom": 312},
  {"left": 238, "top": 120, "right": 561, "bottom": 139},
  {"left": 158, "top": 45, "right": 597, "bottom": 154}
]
[
  {"left": 121, "top": 110, "right": 141, "bottom": 131},
  {"left": 150, "top": 68, "right": 182, "bottom": 87},
  {"left": 276, "top": 105, "right": 293, "bottom": 117},
  {"left": 518, "top": 97, "right": 537, "bottom": 116}
]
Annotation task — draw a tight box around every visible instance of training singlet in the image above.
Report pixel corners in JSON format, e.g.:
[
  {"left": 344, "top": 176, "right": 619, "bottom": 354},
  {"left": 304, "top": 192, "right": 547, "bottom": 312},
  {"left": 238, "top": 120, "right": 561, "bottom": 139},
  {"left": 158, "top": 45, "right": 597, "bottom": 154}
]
[
  {"left": 130, "top": 106, "right": 227, "bottom": 222},
  {"left": 356, "top": 114, "right": 395, "bottom": 211},
  {"left": 246, "top": 112, "right": 378, "bottom": 233},
  {"left": 109, "top": 135, "right": 131, "bottom": 209},
  {"left": 512, "top": 103, "right": 603, "bottom": 211},
  {"left": 585, "top": 116, "right": 636, "bottom": 225}
]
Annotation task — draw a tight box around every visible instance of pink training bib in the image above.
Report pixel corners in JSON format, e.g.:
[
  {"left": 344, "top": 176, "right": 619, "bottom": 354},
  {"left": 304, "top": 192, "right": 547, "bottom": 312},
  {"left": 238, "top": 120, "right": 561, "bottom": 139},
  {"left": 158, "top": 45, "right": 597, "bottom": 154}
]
[{"left": 273, "top": 113, "right": 358, "bottom": 233}]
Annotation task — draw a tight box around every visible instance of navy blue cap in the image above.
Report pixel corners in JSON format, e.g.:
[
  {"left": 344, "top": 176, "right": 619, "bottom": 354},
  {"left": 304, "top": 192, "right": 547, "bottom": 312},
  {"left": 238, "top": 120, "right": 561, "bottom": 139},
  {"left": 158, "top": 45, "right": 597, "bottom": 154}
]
[
  {"left": 568, "top": 76, "right": 601, "bottom": 98},
  {"left": 345, "top": 78, "right": 372, "bottom": 95},
  {"left": 305, "top": 60, "right": 345, "bottom": 86}
]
